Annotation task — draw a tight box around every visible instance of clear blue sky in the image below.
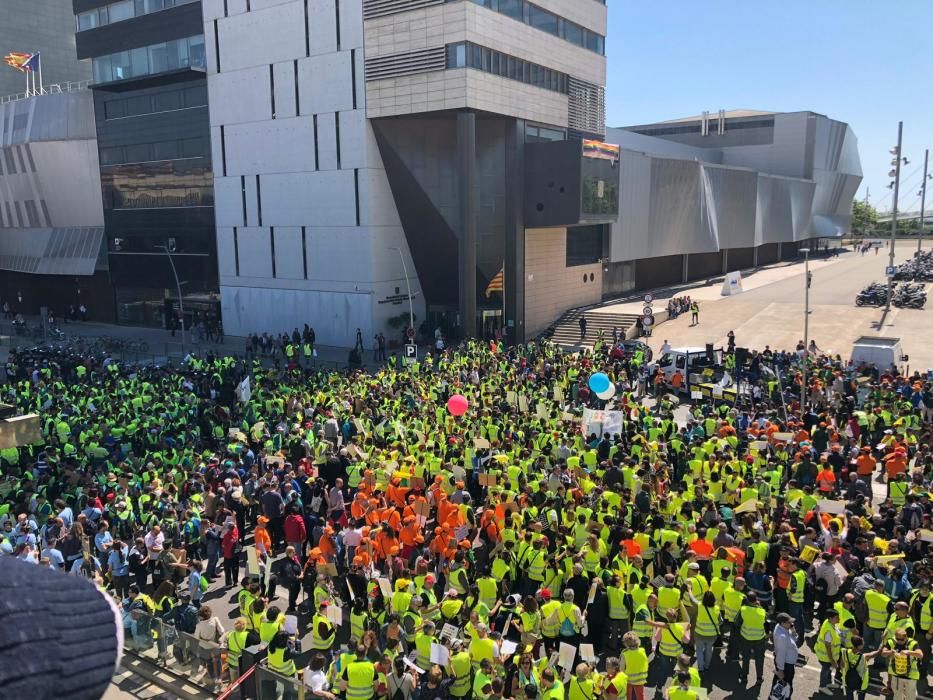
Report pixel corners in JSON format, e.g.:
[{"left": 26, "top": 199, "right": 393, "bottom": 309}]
[{"left": 605, "top": 0, "right": 933, "bottom": 215}]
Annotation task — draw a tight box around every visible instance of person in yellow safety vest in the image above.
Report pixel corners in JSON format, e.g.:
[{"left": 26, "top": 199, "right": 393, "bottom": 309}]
[
  {"left": 666, "top": 671, "right": 699, "bottom": 700},
  {"left": 621, "top": 632, "right": 649, "bottom": 700},
  {"left": 881, "top": 628, "right": 924, "bottom": 700},
  {"left": 722, "top": 577, "right": 746, "bottom": 662},
  {"left": 602, "top": 656, "right": 628, "bottom": 700},
  {"left": 259, "top": 605, "right": 285, "bottom": 644},
  {"left": 606, "top": 575, "right": 629, "bottom": 653},
  {"left": 225, "top": 617, "right": 250, "bottom": 682},
  {"left": 657, "top": 574, "right": 684, "bottom": 620},
  {"left": 815, "top": 609, "right": 842, "bottom": 692},
  {"left": 552, "top": 589, "right": 584, "bottom": 644},
  {"left": 414, "top": 620, "right": 439, "bottom": 671},
  {"left": 693, "top": 591, "right": 721, "bottom": 673},
  {"left": 842, "top": 636, "right": 879, "bottom": 700},
  {"left": 264, "top": 631, "right": 298, "bottom": 697},
  {"left": 474, "top": 658, "right": 495, "bottom": 699},
  {"left": 883, "top": 602, "right": 916, "bottom": 644},
  {"left": 469, "top": 622, "right": 497, "bottom": 669},
  {"left": 735, "top": 592, "right": 767, "bottom": 684},
  {"left": 864, "top": 579, "right": 892, "bottom": 654},
  {"left": 516, "top": 595, "right": 542, "bottom": 648},
  {"left": 650, "top": 609, "right": 690, "bottom": 688},
  {"left": 539, "top": 589, "right": 562, "bottom": 651},
  {"left": 632, "top": 594, "right": 661, "bottom": 654},
  {"left": 311, "top": 600, "right": 337, "bottom": 653},
  {"left": 909, "top": 581, "right": 933, "bottom": 672},
  {"left": 787, "top": 558, "right": 808, "bottom": 645},
  {"left": 567, "top": 663, "right": 597, "bottom": 700},
  {"left": 341, "top": 644, "right": 377, "bottom": 700},
  {"left": 834, "top": 594, "right": 858, "bottom": 649},
  {"left": 683, "top": 563, "right": 709, "bottom": 623},
  {"left": 525, "top": 540, "right": 548, "bottom": 589},
  {"left": 539, "top": 666, "right": 565, "bottom": 700},
  {"left": 448, "top": 639, "right": 473, "bottom": 698}
]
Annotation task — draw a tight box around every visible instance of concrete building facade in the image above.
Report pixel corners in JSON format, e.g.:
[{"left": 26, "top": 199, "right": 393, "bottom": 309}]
[{"left": 0, "top": 1, "right": 92, "bottom": 100}]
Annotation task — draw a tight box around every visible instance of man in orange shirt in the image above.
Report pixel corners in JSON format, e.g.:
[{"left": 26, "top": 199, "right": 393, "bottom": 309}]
[
  {"left": 884, "top": 447, "right": 908, "bottom": 480},
  {"left": 855, "top": 447, "right": 876, "bottom": 477},
  {"left": 815, "top": 461, "right": 836, "bottom": 495}
]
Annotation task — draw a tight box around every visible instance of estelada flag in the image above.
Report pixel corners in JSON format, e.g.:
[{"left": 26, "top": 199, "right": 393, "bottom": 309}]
[
  {"left": 484, "top": 267, "right": 504, "bottom": 297},
  {"left": 4, "top": 52, "right": 35, "bottom": 72}
]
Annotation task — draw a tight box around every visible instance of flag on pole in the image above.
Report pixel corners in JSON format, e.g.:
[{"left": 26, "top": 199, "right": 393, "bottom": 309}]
[
  {"left": 484, "top": 266, "right": 504, "bottom": 297},
  {"left": 4, "top": 52, "right": 34, "bottom": 72}
]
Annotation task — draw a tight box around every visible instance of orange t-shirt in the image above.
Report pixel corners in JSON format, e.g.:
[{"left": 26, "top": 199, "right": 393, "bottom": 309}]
[
  {"left": 856, "top": 454, "right": 876, "bottom": 476},
  {"left": 815, "top": 469, "right": 836, "bottom": 493}
]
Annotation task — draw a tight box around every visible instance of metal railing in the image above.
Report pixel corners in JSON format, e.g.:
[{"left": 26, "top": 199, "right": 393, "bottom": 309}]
[
  {"left": 0, "top": 80, "right": 92, "bottom": 105},
  {"left": 125, "top": 612, "right": 224, "bottom": 693}
]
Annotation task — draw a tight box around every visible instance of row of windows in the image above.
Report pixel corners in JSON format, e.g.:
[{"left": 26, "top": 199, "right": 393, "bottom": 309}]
[
  {"left": 445, "top": 43, "right": 568, "bottom": 94},
  {"left": 92, "top": 36, "right": 206, "bottom": 84},
  {"left": 76, "top": 0, "right": 197, "bottom": 31},
  {"left": 525, "top": 124, "right": 566, "bottom": 143},
  {"left": 462, "top": 0, "right": 605, "bottom": 55},
  {"left": 104, "top": 84, "right": 207, "bottom": 120},
  {"left": 100, "top": 136, "right": 209, "bottom": 165}
]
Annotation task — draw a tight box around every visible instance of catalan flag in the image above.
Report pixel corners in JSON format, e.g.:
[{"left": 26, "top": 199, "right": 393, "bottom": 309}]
[
  {"left": 4, "top": 52, "right": 36, "bottom": 72},
  {"left": 484, "top": 266, "right": 504, "bottom": 297}
]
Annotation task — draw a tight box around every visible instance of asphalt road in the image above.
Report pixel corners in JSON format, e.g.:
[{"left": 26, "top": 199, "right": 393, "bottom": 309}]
[{"left": 645, "top": 243, "right": 933, "bottom": 369}]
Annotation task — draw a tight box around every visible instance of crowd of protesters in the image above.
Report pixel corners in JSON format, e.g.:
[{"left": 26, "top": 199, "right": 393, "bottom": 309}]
[{"left": 1, "top": 334, "right": 932, "bottom": 700}]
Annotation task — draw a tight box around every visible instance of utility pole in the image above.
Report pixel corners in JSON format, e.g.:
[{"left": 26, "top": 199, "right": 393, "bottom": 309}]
[
  {"left": 799, "top": 247, "right": 811, "bottom": 411},
  {"left": 886, "top": 122, "right": 903, "bottom": 314},
  {"left": 919, "top": 148, "right": 929, "bottom": 253}
]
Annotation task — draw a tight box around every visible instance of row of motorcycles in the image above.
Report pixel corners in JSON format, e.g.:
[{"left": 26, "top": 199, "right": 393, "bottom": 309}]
[
  {"left": 855, "top": 281, "right": 927, "bottom": 308},
  {"left": 892, "top": 250, "right": 933, "bottom": 281}
]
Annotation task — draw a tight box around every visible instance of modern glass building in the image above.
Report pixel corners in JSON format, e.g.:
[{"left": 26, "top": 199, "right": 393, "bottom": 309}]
[{"left": 73, "top": 0, "right": 218, "bottom": 328}]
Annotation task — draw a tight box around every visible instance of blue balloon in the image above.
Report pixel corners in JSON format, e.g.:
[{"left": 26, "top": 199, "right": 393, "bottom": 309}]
[{"left": 588, "top": 372, "right": 610, "bottom": 394}]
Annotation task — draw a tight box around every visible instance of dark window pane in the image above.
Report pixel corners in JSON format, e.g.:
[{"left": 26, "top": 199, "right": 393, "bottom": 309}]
[
  {"left": 152, "top": 140, "right": 180, "bottom": 160},
  {"left": 470, "top": 43, "right": 482, "bottom": 68},
  {"left": 101, "top": 147, "right": 124, "bottom": 165},
  {"left": 566, "top": 225, "right": 603, "bottom": 266},
  {"left": 563, "top": 21, "right": 584, "bottom": 46},
  {"left": 181, "top": 137, "right": 204, "bottom": 157},
  {"left": 498, "top": 0, "right": 522, "bottom": 19},
  {"left": 183, "top": 85, "right": 208, "bottom": 106},
  {"left": 125, "top": 95, "right": 152, "bottom": 116},
  {"left": 124, "top": 144, "right": 151, "bottom": 162},
  {"left": 154, "top": 89, "right": 182, "bottom": 111},
  {"left": 586, "top": 32, "right": 604, "bottom": 54},
  {"left": 482, "top": 47, "right": 491, "bottom": 72},
  {"left": 105, "top": 100, "right": 126, "bottom": 119},
  {"left": 528, "top": 6, "right": 558, "bottom": 35}
]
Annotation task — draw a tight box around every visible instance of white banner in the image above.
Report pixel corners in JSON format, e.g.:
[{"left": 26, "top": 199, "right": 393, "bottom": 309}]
[{"left": 721, "top": 271, "right": 744, "bottom": 296}]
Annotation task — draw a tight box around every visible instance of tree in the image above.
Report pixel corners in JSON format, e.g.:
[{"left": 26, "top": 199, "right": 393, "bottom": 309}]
[{"left": 851, "top": 199, "right": 879, "bottom": 235}]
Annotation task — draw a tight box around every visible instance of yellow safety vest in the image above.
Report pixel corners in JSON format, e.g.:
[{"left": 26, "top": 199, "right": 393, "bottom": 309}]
[
  {"left": 623, "top": 648, "right": 648, "bottom": 685},
  {"left": 346, "top": 661, "right": 376, "bottom": 700},
  {"left": 267, "top": 647, "right": 296, "bottom": 677},
  {"left": 815, "top": 619, "right": 841, "bottom": 663},
  {"left": 658, "top": 622, "right": 688, "bottom": 657},
  {"left": 311, "top": 614, "right": 335, "bottom": 649},
  {"left": 450, "top": 651, "right": 472, "bottom": 697},
  {"left": 227, "top": 630, "right": 249, "bottom": 663},
  {"left": 864, "top": 590, "right": 891, "bottom": 630},
  {"left": 739, "top": 605, "right": 766, "bottom": 641}
]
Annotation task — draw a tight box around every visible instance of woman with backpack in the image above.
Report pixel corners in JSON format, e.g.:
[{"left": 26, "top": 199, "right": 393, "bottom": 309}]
[{"left": 193, "top": 605, "right": 225, "bottom": 690}]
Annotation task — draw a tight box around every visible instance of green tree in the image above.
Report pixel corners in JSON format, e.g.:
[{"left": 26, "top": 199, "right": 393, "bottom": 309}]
[{"left": 851, "top": 199, "right": 879, "bottom": 235}]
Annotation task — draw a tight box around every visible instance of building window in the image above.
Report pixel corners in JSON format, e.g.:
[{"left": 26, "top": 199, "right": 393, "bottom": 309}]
[
  {"left": 526, "top": 124, "right": 565, "bottom": 143},
  {"left": 455, "top": 0, "right": 604, "bottom": 55},
  {"left": 566, "top": 225, "right": 603, "bottom": 267},
  {"left": 91, "top": 36, "right": 206, "bottom": 83},
  {"left": 447, "top": 42, "right": 568, "bottom": 95},
  {"left": 75, "top": 0, "right": 198, "bottom": 31}
]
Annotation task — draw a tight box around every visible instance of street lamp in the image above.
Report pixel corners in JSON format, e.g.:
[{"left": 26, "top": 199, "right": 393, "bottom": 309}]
[
  {"left": 886, "top": 122, "right": 904, "bottom": 313},
  {"left": 157, "top": 244, "right": 186, "bottom": 354},
  {"left": 390, "top": 246, "right": 415, "bottom": 338},
  {"left": 799, "top": 247, "right": 811, "bottom": 411}
]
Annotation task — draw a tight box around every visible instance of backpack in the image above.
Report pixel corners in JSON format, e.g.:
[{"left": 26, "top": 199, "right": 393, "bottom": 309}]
[
  {"left": 176, "top": 605, "right": 198, "bottom": 634},
  {"left": 198, "top": 572, "right": 209, "bottom": 593}
]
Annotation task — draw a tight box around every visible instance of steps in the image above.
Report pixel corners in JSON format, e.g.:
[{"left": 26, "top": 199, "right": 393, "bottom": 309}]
[{"left": 546, "top": 309, "right": 642, "bottom": 350}]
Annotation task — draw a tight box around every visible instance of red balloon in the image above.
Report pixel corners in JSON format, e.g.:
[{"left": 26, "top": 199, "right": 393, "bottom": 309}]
[{"left": 447, "top": 394, "right": 469, "bottom": 417}]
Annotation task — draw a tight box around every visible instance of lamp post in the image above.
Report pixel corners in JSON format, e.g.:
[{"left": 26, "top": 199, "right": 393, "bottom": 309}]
[
  {"left": 886, "top": 122, "right": 904, "bottom": 312},
  {"left": 390, "top": 246, "right": 415, "bottom": 337},
  {"left": 919, "top": 149, "right": 929, "bottom": 253},
  {"left": 799, "top": 247, "right": 811, "bottom": 411},
  {"left": 157, "top": 244, "right": 186, "bottom": 354}
]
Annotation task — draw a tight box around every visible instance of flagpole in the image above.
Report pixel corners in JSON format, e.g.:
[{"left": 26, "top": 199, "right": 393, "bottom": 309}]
[
  {"left": 24, "top": 68, "right": 29, "bottom": 97},
  {"left": 501, "top": 258, "right": 506, "bottom": 341},
  {"left": 36, "top": 53, "right": 42, "bottom": 94}
]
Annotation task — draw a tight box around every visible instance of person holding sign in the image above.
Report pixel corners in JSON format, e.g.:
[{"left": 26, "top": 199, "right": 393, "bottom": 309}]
[{"left": 881, "top": 628, "right": 924, "bottom": 700}]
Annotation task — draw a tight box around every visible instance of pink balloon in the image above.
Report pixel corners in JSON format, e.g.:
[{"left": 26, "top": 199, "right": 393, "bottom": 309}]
[{"left": 447, "top": 394, "right": 469, "bottom": 417}]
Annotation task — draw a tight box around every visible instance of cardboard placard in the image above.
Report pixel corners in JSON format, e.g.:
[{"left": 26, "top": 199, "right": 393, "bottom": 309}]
[
  {"left": 430, "top": 643, "right": 449, "bottom": 666},
  {"left": 440, "top": 623, "right": 459, "bottom": 641},
  {"left": 800, "top": 545, "right": 821, "bottom": 564},
  {"left": 499, "top": 640, "right": 518, "bottom": 658},
  {"left": 874, "top": 553, "right": 905, "bottom": 566},
  {"left": 557, "top": 642, "right": 576, "bottom": 670},
  {"left": 553, "top": 386, "right": 564, "bottom": 403},
  {"left": 733, "top": 499, "right": 758, "bottom": 514},
  {"left": 479, "top": 473, "right": 497, "bottom": 487},
  {"left": 518, "top": 395, "right": 529, "bottom": 413},
  {"left": 284, "top": 615, "right": 299, "bottom": 635},
  {"left": 326, "top": 605, "right": 343, "bottom": 627},
  {"left": 475, "top": 438, "right": 491, "bottom": 450},
  {"left": 414, "top": 501, "right": 432, "bottom": 519},
  {"left": 750, "top": 441, "right": 769, "bottom": 452},
  {"left": 772, "top": 432, "right": 794, "bottom": 442},
  {"left": 506, "top": 391, "right": 517, "bottom": 405},
  {"left": 377, "top": 577, "right": 393, "bottom": 598},
  {"left": 402, "top": 656, "right": 425, "bottom": 675},
  {"left": 919, "top": 529, "right": 933, "bottom": 543},
  {"left": 579, "top": 643, "right": 598, "bottom": 663},
  {"left": 536, "top": 404, "right": 548, "bottom": 420},
  {"left": 817, "top": 499, "right": 847, "bottom": 515}
]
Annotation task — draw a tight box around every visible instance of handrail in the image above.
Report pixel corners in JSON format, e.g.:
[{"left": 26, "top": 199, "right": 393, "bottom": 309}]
[
  {"left": 216, "top": 664, "right": 256, "bottom": 700},
  {"left": 0, "top": 80, "right": 92, "bottom": 105}
]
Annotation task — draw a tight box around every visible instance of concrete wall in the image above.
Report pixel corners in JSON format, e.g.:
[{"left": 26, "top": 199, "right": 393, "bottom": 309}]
[
  {"left": 205, "top": 0, "right": 424, "bottom": 346},
  {"left": 524, "top": 227, "right": 601, "bottom": 337}
]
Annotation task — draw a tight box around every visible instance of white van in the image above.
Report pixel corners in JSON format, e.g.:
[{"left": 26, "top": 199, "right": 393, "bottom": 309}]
[
  {"left": 651, "top": 346, "right": 722, "bottom": 392},
  {"left": 850, "top": 336, "right": 905, "bottom": 371}
]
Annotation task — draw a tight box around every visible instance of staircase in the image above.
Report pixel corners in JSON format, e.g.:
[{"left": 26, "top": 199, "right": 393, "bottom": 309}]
[{"left": 545, "top": 309, "right": 642, "bottom": 349}]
